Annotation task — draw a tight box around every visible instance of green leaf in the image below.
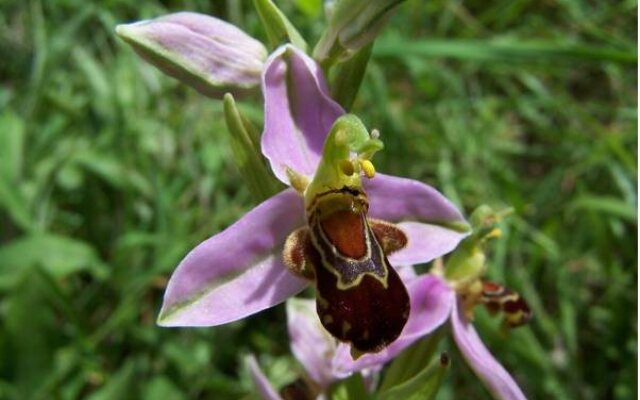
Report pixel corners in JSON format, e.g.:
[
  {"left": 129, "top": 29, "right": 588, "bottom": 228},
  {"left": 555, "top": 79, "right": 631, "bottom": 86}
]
[
  {"left": 0, "top": 110, "right": 33, "bottom": 231},
  {"left": 379, "top": 331, "right": 443, "bottom": 391},
  {"left": 0, "top": 234, "right": 108, "bottom": 289},
  {"left": 293, "top": 0, "right": 322, "bottom": 17},
  {"left": 0, "top": 110, "right": 25, "bottom": 183},
  {"left": 253, "top": 0, "right": 308, "bottom": 51},
  {"left": 4, "top": 269, "right": 57, "bottom": 398},
  {"left": 374, "top": 38, "right": 637, "bottom": 64},
  {"left": 330, "top": 373, "right": 369, "bottom": 400},
  {"left": 86, "top": 360, "right": 137, "bottom": 400},
  {"left": 569, "top": 195, "right": 637, "bottom": 222},
  {"left": 0, "top": 178, "right": 33, "bottom": 232},
  {"left": 143, "top": 377, "right": 185, "bottom": 400},
  {"left": 379, "top": 352, "right": 450, "bottom": 400},
  {"left": 73, "top": 150, "right": 153, "bottom": 197},
  {"left": 330, "top": 42, "right": 372, "bottom": 110}
]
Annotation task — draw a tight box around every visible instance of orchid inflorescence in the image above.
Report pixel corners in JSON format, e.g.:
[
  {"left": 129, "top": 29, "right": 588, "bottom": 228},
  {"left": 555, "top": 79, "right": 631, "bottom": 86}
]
[{"left": 116, "top": 2, "right": 532, "bottom": 399}]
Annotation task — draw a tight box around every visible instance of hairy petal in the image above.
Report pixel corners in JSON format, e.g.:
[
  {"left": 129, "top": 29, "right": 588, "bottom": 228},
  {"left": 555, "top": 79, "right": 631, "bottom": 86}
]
[
  {"left": 365, "top": 174, "right": 470, "bottom": 264},
  {"left": 451, "top": 299, "right": 527, "bottom": 400},
  {"left": 261, "top": 45, "right": 345, "bottom": 184},
  {"left": 158, "top": 189, "right": 308, "bottom": 326},
  {"left": 332, "top": 274, "right": 454, "bottom": 375},
  {"left": 287, "top": 298, "right": 336, "bottom": 388},
  {"left": 246, "top": 355, "right": 283, "bottom": 400}
]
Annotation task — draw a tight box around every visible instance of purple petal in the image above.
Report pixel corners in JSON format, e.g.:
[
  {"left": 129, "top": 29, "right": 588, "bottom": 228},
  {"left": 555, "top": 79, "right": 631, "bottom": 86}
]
[
  {"left": 365, "top": 174, "right": 470, "bottom": 265},
  {"left": 261, "top": 45, "right": 345, "bottom": 184},
  {"left": 287, "top": 298, "right": 336, "bottom": 388},
  {"left": 246, "top": 355, "right": 283, "bottom": 400},
  {"left": 332, "top": 274, "right": 454, "bottom": 375},
  {"left": 451, "top": 299, "right": 528, "bottom": 400},
  {"left": 158, "top": 189, "right": 308, "bottom": 326},
  {"left": 116, "top": 12, "right": 266, "bottom": 98}
]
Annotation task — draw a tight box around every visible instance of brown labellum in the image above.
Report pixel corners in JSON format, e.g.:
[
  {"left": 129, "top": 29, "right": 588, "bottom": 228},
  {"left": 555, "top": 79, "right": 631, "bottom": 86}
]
[{"left": 283, "top": 187, "right": 410, "bottom": 356}]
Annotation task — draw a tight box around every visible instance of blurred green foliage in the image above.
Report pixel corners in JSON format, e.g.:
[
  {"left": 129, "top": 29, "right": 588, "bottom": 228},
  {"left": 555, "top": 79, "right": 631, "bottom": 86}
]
[{"left": 0, "top": 0, "right": 636, "bottom": 399}]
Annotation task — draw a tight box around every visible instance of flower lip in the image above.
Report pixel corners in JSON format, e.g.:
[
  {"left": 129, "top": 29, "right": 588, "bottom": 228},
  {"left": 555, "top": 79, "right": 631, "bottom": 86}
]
[{"left": 332, "top": 273, "right": 455, "bottom": 376}]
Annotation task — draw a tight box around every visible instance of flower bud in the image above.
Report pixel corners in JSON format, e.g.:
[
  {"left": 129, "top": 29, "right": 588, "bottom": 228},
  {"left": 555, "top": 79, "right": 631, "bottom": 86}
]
[{"left": 116, "top": 12, "right": 267, "bottom": 98}]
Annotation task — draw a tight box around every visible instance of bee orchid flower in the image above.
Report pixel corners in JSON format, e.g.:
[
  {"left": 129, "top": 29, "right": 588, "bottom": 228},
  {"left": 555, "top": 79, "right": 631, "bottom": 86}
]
[{"left": 156, "top": 44, "right": 469, "bottom": 355}]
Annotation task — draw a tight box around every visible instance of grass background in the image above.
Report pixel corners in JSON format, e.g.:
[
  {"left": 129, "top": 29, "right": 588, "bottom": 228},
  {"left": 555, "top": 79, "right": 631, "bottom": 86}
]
[{"left": 0, "top": 0, "right": 636, "bottom": 399}]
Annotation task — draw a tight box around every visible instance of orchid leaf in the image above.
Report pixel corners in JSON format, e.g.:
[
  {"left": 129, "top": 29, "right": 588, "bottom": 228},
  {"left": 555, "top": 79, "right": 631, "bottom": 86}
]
[
  {"left": 378, "top": 353, "right": 450, "bottom": 400},
  {"left": 330, "top": 373, "right": 369, "bottom": 400},
  {"left": 379, "top": 330, "right": 444, "bottom": 392}
]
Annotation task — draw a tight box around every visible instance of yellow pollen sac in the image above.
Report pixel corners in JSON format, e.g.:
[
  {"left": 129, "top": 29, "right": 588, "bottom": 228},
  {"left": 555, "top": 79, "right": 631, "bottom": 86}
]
[
  {"left": 486, "top": 228, "right": 502, "bottom": 240},
  {"left": 339, "top": 160, "right": 355, "bottom": 176},
  {"left": 360, "top": 159, "right": 376, "bottom": 179}
]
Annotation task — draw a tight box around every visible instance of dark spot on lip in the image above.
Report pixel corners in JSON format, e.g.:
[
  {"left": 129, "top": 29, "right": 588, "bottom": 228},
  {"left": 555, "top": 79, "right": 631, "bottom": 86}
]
[{"left": 339, "top": 185, "right": 362, "bottom": 197}]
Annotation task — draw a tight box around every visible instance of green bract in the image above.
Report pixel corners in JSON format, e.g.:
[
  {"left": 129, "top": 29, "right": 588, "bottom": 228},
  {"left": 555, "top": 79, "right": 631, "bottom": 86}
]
[{"left": 314, "top": 0, "right": 406, "bottom": 63}]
